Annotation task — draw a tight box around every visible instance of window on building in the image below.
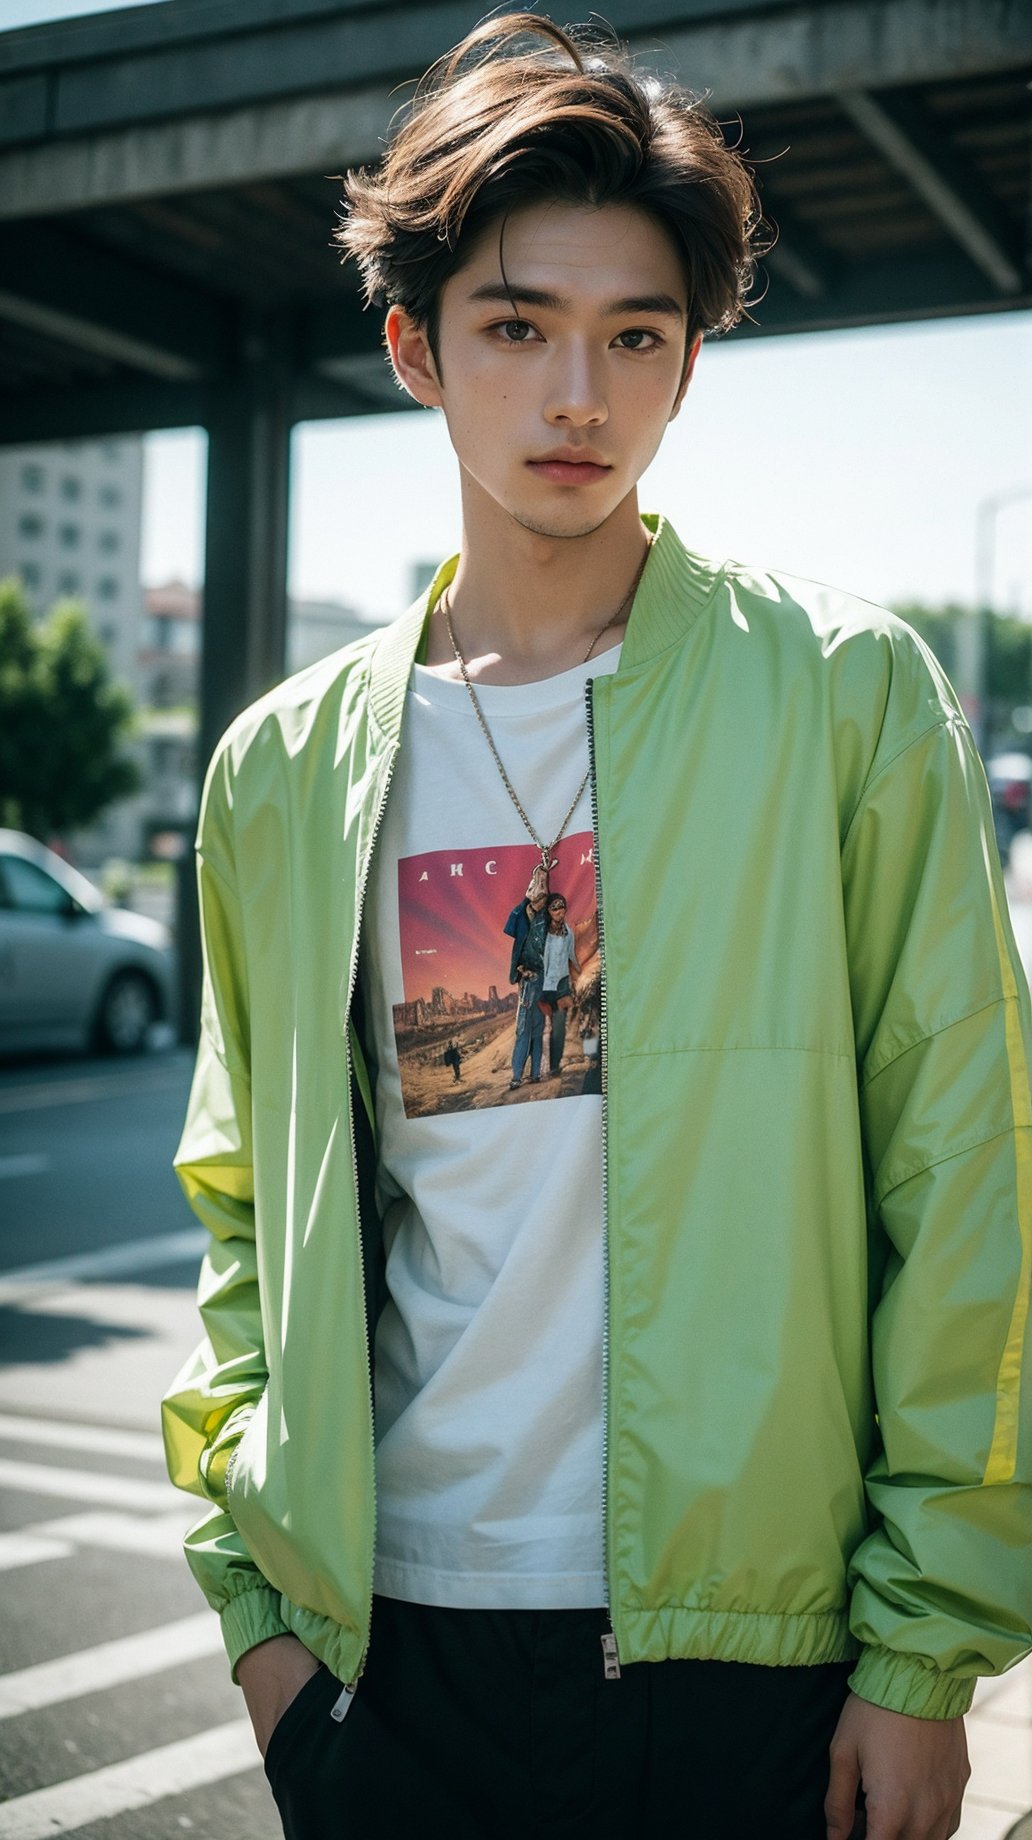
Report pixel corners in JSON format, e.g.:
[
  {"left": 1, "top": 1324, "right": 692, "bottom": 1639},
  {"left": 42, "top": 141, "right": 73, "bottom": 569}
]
[
  {"left": 101, "top": 441, "right": 121, "bottom": 461},
  {"left": 20, "top": 463, "right": 44, "bottom": 493},
  {"left": 98, "top": 484, "right": 122, "bottom": 508},
  {"left": 59, "top": 476, "right": 82, "bottom": 503},
  {"left": 99, "top": 623, "right": 117, "bottom": 646},
  {"left": 98, "top": 529, "right": 120, "bottom": 554},
  {"left": 97, "top": 576, "right": 120, "bottom": 601},
  {"left": 58, "top": 523, "right": 81, "bottom": 550},
  {"left": 57, "top": 571, "right": 80, "bottom": 595},
  {"left": 18, "top": 512, "right": 44, "bottom": 539},
  {"left": 20, "top": 562, "right": 41, "bottom": 589}
]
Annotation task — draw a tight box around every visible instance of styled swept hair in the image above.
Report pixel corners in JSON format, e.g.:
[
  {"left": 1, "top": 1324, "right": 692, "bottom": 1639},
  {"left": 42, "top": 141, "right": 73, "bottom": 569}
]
[{"left": 335, "top": 12, "right": 766, "bottom": 367}]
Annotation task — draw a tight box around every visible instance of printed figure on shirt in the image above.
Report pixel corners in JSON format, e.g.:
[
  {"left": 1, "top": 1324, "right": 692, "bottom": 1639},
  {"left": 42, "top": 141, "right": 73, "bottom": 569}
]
[
  {"left": 537, "top": 893, "right": 580, "bottom": 1076},
  {"left": 387, "top": 839, "right": 599, "bottom": 1116}
]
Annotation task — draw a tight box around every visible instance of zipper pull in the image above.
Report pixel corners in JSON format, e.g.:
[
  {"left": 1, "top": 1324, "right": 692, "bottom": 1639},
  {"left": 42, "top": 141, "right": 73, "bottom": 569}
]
[
  {"left": 330, "top": 1683, "right": 358, "bottom": 1723},
  {"left": 601, "top": 1632, "right": 621, "bottom": 1681}
]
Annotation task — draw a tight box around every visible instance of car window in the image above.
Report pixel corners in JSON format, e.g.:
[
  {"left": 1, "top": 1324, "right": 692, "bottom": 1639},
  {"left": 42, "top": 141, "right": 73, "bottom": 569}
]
[{"left": 0, "top": 855, "right": 73, "bottom": 916}]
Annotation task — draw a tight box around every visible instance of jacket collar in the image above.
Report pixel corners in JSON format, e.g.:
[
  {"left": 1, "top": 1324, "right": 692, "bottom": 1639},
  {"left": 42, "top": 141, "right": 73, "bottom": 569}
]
[{"left": 366, "top": 514, "right": 724, "bottom": 745}]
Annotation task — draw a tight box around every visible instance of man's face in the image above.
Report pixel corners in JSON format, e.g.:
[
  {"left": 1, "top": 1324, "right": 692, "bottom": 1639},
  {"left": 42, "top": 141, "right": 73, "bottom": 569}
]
[{"left": 391, "top": 200, "right": 699, "bottom": 539}]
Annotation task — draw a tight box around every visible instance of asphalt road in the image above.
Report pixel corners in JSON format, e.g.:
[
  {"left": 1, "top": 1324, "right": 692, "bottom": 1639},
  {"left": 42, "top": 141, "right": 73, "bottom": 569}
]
[
  {"left": 0, "top": 1048, "right": 279, "bottom": 1840},
  {"left": 1, "top": 877, "right": 1031, "bottom": 1838}
]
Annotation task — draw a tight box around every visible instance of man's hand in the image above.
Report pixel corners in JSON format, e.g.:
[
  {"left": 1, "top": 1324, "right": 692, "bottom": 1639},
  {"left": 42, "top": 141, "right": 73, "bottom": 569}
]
[
  {"left": 236, "top": 1633, "right": 323, "bottom": 1759},
  {"left": 825, "top": 1691, "right": 970, "bottom": 1840},
  {"left": 525, "top": 864, "right": 550, "bottom": 904}
]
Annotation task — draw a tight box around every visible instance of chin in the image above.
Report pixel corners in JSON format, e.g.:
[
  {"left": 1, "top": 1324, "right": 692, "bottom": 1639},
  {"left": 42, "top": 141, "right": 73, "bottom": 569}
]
[{"left": 507, "top": 503, "right": 618, "bottom": 541}]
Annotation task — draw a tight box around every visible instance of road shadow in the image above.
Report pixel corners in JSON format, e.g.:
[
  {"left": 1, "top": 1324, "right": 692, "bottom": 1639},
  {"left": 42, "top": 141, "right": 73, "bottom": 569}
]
[{"left": 0, "top": 1302, "right": 148, "bottom": 1367}]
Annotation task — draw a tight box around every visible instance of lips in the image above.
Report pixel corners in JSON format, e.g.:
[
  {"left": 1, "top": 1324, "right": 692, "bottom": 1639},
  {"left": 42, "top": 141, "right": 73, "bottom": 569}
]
[{"left": 527, "top": 456, "right": 611, "bottom": 485}]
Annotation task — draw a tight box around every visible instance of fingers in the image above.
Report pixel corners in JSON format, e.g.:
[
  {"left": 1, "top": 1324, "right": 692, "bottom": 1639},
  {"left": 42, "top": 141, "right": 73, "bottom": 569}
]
[
  {"left": 826, "top": 1742, "right": 862, "bottom": 1840},
  {"left": 860, "top": 1797, "right": 964, "bottom": 1840}
]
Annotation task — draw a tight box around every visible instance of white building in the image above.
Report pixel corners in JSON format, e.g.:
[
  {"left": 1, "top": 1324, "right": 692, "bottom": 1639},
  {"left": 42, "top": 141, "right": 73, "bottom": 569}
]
[{"left": 0, "top": 437, "right": 144, "bottom": 694}]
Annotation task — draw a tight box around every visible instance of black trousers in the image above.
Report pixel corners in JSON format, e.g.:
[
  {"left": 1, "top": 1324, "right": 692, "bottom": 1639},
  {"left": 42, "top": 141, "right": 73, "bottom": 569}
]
[{"left": 264, "top": 1594, "right": 856, "bottom": 1839}]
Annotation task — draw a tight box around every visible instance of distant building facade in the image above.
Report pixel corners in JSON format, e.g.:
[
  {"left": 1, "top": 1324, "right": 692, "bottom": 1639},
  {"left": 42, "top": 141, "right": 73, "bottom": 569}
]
[
  {"left": 140, "top": 580, "right": 201, "bottom": 708},
  {"left": 0, "top": 435, "right": 375, "bottom": 864},
  {"left": 0, "top": 437, "right": 144, "bottom": 694}
]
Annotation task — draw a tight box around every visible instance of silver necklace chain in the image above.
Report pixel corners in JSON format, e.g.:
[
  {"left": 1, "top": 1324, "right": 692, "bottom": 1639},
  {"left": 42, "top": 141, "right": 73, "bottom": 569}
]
[{"left": 440, "top": 545, "right": 650, "bottom": 869}]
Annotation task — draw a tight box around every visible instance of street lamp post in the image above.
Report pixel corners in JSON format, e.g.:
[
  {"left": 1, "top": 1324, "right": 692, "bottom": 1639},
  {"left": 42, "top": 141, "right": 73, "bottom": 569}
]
[{"left": 955, "top": 488, "right": 1032, "bottom": 756}]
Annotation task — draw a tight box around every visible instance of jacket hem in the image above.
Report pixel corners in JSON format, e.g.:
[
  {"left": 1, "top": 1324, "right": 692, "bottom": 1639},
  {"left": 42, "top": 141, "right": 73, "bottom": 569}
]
[{"left": 615, "top": 1605, "right": 858, "bottom": 1668}]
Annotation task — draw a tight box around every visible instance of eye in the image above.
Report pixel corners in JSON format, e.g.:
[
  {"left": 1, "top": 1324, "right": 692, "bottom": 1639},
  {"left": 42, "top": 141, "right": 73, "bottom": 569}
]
[
  {"left": 493, "top": 318, "right": 538, "bottom": 344},
  {"left": 615, "top": 329, "right": 661, "bottom": 351}
]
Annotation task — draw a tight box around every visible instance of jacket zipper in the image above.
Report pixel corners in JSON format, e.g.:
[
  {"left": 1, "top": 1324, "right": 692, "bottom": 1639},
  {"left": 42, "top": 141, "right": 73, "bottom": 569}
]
[
  {"left": 334, "top": 739, "right": 400, "bottom": 1710},
  {"left": 586, "top": 679, "right": 620, "bottom": 1682}
]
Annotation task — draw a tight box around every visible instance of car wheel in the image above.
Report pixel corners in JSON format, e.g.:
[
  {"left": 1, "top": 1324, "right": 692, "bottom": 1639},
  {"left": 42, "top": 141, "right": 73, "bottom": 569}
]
[{"left": 95, "top": 969, "right": 157, "bottom": 1054}]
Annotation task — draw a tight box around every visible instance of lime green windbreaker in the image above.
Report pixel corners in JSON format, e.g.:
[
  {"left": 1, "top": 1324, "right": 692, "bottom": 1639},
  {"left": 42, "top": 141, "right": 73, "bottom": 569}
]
[{"left": 162, "top": 515, "right": 1032, "bottom": 1721}]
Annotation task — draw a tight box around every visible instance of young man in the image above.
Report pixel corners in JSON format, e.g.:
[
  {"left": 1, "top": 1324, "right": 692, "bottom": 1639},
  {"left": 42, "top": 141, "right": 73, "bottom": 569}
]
[
  {"left": 505, "top": 866, "right": 551, "bottom": 1085},
  {"left": 162, "top": 14, "right": 1032, "bottom": 1838}
]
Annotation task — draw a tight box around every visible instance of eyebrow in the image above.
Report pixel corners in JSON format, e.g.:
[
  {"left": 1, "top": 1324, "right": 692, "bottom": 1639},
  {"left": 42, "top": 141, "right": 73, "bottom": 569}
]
[{"left": 466, "top": 282, "right": 685, "bottom": 319}]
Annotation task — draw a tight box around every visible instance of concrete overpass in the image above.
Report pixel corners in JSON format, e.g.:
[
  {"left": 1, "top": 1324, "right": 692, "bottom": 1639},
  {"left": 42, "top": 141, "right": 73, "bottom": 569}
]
[{"left": 1, "top": 0, "right": 1029, "bottom": 757}]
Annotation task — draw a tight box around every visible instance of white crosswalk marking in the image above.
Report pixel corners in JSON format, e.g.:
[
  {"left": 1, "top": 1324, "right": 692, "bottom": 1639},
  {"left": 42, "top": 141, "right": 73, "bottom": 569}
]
[
  {"left": 0, "top": 1531, "right": 74, "bottom": 1573},
  {"left": 0, "top": 1226, "right": 206, "bottom": 1301},
  {"left": 0, "top": 1456, "right": 180, "bottom": 1512},
  {"left": 0, "top": 1719, "right": 259, "bottom": 1837},
  {"left": 0, "top": 1612, "right": 222, "bottom": 1717},
  {"left": 9, "top": 1507, "right": 194, "bottom": 1562},
  {"left": 0, "top": 1411, "right": 164, "bottom": 1462}
]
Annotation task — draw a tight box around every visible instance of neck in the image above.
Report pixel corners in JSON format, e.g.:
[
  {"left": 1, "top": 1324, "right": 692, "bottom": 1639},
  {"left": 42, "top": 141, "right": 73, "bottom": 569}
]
[{"left": 424, "top": 474, "right": 650, "bottom": 684}]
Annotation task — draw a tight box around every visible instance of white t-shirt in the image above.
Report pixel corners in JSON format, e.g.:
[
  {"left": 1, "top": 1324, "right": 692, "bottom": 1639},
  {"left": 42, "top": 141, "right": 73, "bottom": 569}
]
[
  {"left": 542, "top": 925, "right": 575, "bottom": 991},
  {"left": 358, "top": 642, "right": 621, "bottom": 1609}
]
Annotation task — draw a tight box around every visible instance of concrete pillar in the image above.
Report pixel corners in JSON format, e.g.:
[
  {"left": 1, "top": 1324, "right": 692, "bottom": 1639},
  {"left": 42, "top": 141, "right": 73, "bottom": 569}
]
[{"left": 178, "top": 310, "right": 293, "bottom": 1043}]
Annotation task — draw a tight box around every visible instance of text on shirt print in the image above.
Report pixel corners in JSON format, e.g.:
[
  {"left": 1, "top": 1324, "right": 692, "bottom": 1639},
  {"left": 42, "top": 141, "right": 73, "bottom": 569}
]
[{"left": 393, "top": 833, "right": 601, "bottom": 1116}]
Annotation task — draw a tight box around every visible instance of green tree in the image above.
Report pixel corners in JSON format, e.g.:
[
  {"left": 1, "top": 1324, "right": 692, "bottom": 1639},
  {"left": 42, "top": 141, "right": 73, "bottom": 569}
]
[
  {"left": 892, "top": 599, "right": 1032, "bottom": 750},
  {"left": 0, "top": 577, "right": 142, "bottom": 841}
]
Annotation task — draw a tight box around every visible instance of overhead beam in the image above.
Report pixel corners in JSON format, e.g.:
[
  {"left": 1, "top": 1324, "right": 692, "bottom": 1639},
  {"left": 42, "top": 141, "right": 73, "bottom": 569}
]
[
  {"left": 0, "top": 224, "right": 230, "bottom": 378},
  {"left": 304, "top": 295, "right": 384, "bottom": 368},
  {"left": 837, "top": 87, "right": 1026, "bottom": 294},
  {"left": 292, "top": 372, "right": 408, "bottom": 422},
  {"left": 0, "top": 364, "right": 403, "bottom": 449},
  {"left": 0, "top": 0, "right": 779, "bottom": 79},
  {"left": 1, "top": 0, "right": 1030, "bottom": 218},
  {"left": 0, "top": 377, "right": 210, "bottom": 444},
  {"left": 756, "top": 196, "right": 836, "bottom": 300},
  {"left": 737, "top": 247, "right": 1032, "bottom": 337},
  {"left": 0, "top": 85, "right": 388, "bottom": 219}
]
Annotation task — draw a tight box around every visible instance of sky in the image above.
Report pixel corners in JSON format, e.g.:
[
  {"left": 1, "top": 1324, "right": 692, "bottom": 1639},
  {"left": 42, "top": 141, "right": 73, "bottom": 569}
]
[
  {"left": 141, "top": 309, "right": 1032, "bottom": 624},
  {"left": 6, "top": 0, "right": 1030, "bottom": 623}
]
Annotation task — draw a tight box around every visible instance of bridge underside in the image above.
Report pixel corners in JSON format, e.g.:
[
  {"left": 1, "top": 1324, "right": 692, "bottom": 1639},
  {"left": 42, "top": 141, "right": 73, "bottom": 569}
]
[{"left": 0, "top": 0, "right": 1028, "bottom": 751}]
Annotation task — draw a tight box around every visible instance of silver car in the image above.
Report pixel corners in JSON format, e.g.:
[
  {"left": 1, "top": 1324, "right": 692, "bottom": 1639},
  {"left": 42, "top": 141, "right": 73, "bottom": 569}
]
[{"left": 0, "top": 830, "right": 176, "bottom": 1055}]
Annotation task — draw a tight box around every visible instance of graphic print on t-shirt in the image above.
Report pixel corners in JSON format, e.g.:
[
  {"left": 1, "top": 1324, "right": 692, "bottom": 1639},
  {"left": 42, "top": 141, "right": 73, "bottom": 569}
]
[{"left": 393, "top": 832, "right": 599, "bottom": 1117}]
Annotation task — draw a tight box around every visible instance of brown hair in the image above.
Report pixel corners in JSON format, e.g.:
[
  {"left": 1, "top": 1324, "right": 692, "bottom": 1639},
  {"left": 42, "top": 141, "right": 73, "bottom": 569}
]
[{"left": 336, "top": 13, "right": 765, "bottom": 371}]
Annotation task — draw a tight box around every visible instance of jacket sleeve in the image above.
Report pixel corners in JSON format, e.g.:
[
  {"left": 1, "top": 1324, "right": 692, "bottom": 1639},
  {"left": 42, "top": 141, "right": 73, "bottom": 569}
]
[
  {"left": 160, "top": 738, "right": 290, "bottom": 1679},
  {"left": 841, "top": 648, "right": 1032, "bottom": 1720}
]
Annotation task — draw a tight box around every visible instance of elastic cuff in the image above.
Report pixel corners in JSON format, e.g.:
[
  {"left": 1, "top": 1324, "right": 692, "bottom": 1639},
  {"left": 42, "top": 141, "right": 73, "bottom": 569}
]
[
  {"left": 221, "top": 1585, "right": 291, "bottom": 1685},
  {"left": 847, "top": 1646, "right": 975, "bottom": 1720}
]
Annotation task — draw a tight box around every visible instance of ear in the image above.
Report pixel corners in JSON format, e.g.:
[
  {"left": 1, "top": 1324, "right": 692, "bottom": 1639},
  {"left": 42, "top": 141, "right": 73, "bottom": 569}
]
[
  {"left": 384, "top": 305, "right": 443, "bottom": 408},
  {"left": 669, "top": 330, "right": 703, "bottom": 422}
]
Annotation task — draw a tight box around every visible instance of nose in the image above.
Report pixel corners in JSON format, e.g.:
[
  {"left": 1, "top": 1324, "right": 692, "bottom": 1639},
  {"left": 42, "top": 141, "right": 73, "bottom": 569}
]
[{"left": 544, "top": 339, "right": 608, "bottom": 429}]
